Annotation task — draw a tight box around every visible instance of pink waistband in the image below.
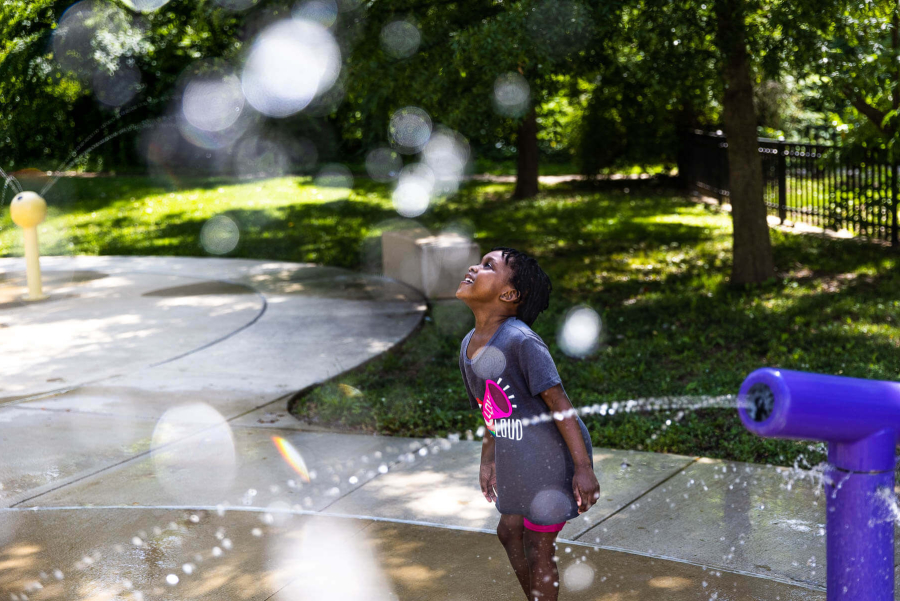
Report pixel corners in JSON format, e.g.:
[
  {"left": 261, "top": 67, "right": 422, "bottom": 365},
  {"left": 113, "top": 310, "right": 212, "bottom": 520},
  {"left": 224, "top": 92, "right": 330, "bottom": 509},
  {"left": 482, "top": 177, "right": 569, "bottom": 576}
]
[{"left": 523, "top": 517, "right": 565, "bottom": 532}]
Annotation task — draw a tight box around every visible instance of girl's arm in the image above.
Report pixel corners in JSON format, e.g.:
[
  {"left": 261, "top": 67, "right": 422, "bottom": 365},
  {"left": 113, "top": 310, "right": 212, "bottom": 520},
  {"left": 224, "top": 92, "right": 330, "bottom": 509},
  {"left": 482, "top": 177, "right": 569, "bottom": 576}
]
[
  {"left": 481, "top": 427, "right": 496, "bottom": 463},
  {"left": 539, "top": 383, "right": 600, "bottom": 513},
  {"left": 539, "top": 384, "right": 591, "bottom": 468}
]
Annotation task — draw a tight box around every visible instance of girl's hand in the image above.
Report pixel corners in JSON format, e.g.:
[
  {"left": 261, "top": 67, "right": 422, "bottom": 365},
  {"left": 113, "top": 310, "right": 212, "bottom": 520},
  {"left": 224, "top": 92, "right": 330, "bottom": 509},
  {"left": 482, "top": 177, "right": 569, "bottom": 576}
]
[
  {"left": 573, "top": 466, "right": 600, "bottom": 514},
  {"left": 480, "top": 461, "right": 498, "bottom": 503}
]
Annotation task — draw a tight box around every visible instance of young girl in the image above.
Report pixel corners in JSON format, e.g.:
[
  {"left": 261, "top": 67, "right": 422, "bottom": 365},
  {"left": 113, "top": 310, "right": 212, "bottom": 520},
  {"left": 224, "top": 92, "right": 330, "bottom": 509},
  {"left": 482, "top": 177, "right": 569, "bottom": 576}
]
[{"left": 456, "top": 246, "right": 600, "bottom": 601}]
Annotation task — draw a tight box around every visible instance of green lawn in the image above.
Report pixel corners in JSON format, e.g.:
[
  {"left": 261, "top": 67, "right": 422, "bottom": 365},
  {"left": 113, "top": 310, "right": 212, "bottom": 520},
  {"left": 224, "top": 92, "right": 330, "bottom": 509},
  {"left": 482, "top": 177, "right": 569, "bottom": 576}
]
[{"left": 4, "top": 173, "right": 898, "bottom": 468}]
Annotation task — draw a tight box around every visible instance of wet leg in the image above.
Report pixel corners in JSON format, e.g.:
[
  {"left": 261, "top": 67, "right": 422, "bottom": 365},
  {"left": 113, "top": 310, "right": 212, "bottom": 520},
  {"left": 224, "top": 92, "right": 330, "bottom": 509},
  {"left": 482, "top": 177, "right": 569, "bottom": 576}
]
[
  {"left": 497, "top": 514, "right": 531, "bottom": 599},
  {"left": 524, "top": 528, "right": 560, "bottom": 601}
]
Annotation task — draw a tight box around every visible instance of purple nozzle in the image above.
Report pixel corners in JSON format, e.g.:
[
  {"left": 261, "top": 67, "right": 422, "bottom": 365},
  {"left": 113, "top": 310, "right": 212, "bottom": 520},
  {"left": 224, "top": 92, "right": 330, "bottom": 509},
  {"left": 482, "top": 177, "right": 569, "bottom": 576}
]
[
  {"left": 738, "top": 368, "right": 900, "bottom": 471},
  {"left": 740, "top": 368, "right": 900, "bottom": 600}
]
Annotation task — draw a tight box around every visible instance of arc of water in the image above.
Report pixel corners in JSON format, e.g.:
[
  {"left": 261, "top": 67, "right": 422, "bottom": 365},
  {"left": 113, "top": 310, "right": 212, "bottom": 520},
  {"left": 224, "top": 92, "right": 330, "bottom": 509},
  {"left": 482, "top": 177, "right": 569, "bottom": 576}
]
[
  {"left": 0, "top": 166, "right": 23, "bottom": 207},
  {"left": 46, "top": 96, "right": 174, "bottom": 179},
  {"left": 41, "top": 116, "right": 176, "bottom": 196}
]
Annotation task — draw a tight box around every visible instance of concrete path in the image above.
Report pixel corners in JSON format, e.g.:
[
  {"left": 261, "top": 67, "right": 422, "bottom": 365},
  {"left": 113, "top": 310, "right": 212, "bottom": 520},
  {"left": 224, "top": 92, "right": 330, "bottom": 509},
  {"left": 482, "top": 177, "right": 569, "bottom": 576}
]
[{"left": 0, "top": 256, "right": 831, "bottom": 600}]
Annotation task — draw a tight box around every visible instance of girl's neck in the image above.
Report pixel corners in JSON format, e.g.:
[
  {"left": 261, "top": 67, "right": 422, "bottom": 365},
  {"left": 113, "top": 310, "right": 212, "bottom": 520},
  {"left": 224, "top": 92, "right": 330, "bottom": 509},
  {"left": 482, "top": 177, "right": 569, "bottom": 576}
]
[{"left": 473, "top": 310, "right": 515, "bottom": 337}]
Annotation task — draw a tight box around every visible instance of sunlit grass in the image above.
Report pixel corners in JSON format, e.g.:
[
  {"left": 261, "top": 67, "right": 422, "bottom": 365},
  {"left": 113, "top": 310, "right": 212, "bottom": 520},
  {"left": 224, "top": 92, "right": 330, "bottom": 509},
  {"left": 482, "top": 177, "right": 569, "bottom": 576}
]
[{"left": 3, "top": 174, "right": 897, "bottom": 467}]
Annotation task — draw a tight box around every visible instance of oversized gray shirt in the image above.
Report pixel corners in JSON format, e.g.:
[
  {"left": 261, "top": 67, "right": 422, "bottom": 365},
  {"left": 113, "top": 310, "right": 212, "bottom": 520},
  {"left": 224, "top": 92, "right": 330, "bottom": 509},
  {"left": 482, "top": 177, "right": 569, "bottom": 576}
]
[{"left": 459, "top": 315, "right": 593, "bottom": 525}]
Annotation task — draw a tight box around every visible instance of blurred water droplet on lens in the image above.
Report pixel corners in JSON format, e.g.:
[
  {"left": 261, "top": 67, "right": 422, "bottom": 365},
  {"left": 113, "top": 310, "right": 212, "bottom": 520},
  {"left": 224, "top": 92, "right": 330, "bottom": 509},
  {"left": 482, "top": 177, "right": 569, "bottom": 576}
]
[
  {"left": 241, "top": 19, "right": 341, "bottom": 118},
  {"left": 380, "top": 20, "right": 421, "bottom": 59},
  {"left": 526, "top": 0, "right": 592, "bottom": 57},
  {"left": 93, "top": 62, "right": 142, "bottom": 107},
  {"left": 200, "top": 215, "right": 240, "bottom": 255},
  {"left": 182, "top": 73, "right": 244, "bottom": 132},
  {"left": 252, "top": 528, "right": 263, "bottom": 537},
  {"left": 315, "top": 163, "right": 353, "bottom": 189},
  {"left": 234, "top": 135, "right": 290, "bottom": 179},
  {"left": 267, "top": 518, "right": 394, "bottom": 600},
  {"left": 558, "top": 305, "right": 601, "bottom": 358},
  {"left": 471, "top": 346, "right": 506, "bottom": 380},
  {"left": 365, "top": 148, "right": 402, "bottom": 182},
  {"left": 493, "top": 72, "right": 531, "bottom": 118},
  {"left": 176, "top": 61, "right": 253, "bottom": 150},
  {"left": 294, "top": 0, "right": 339, "bottom": 27},
  {"left": 266, "top": 501, "right": 292, "bottom": 525},
  {"left": 53, "top": 1, "right": 96, "bottom": 75},
  {"left": 529, "top": 488, "right": 571, "bottom": 524},
  {"left": 53, "top": 1, "right": 139, "bottom": 80},
  {"left": 121, "top": 0, "right": 171, "bottom": 11},
  {"left": 182, "top": 563, "right": 194, "bottom": 575},
  {"left": 151, "top": 403, "right": 237, "bottom": 503},
  {"left": 392, "top": 163, "right": 433, "bottom": 217},
  {"left": 165, "top": 574, "right": 179, "bottom": 585},
  {"left": 389, "top": 107, "right": 432, "bottom": 154},
  {"left": 563, "top": 562, "right": 595, "bottom": 591},
  {"left": 422, "top": 127, "right": 470, "bottom": 196}
]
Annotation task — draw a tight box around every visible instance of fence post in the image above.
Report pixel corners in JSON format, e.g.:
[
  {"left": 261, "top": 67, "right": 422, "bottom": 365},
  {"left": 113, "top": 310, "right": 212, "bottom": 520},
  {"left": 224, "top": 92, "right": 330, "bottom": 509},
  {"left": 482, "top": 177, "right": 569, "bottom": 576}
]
[
  {"left": 778, "top": 143, "right": 787, "bottom": 224},
  {"left": 892, "top": 157, "right": 898, "bottom": 247}
]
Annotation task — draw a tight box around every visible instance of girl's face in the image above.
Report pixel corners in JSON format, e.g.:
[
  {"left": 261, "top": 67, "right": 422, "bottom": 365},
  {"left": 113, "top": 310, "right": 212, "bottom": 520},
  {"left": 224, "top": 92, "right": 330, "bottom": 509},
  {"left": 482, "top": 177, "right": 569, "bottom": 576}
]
[{"left": 455, "top": 250, "right": 517, "bottom": 304}]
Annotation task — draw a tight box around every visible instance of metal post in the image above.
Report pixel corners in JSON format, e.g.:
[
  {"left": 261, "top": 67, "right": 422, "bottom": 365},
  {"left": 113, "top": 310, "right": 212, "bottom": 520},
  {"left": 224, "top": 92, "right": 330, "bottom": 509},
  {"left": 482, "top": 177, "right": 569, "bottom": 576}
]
[
  {"left": 825, "top": 463, "right": 894, "bottom": 601},
  {"left": 778, "top": 142, "right": 787, "bottom": 224},
  {"left": 892, "top": 158, "right": 898, "bottom": 247}
]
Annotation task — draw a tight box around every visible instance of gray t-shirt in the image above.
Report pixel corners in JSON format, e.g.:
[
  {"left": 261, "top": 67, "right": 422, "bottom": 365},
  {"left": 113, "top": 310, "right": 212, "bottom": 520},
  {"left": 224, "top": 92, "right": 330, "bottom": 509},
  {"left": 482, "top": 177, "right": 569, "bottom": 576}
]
[{"left": 459, "top": 315, "right": 594, "bottom": 525}]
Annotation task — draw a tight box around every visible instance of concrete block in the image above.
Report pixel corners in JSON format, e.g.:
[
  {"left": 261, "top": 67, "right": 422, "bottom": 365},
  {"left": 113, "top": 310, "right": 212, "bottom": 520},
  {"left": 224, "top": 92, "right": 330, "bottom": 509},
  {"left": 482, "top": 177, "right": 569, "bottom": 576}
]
[{"left": 382, "top": 230, "right": 481, "bottom": 299}]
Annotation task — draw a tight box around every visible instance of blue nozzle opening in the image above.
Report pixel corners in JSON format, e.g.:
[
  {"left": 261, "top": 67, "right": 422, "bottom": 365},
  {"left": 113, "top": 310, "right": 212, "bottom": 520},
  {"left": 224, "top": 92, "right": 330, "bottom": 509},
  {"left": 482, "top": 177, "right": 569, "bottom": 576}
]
[{"left": 746, "top": 383, "right": 774, "bottom": 423}]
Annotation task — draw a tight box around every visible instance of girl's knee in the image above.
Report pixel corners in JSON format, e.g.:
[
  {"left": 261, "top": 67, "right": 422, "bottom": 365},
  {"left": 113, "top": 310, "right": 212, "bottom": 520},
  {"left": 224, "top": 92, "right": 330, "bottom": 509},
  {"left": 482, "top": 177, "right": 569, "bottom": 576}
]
[{"left": 497, "top": 516, "right": 524, "bottom": 546}]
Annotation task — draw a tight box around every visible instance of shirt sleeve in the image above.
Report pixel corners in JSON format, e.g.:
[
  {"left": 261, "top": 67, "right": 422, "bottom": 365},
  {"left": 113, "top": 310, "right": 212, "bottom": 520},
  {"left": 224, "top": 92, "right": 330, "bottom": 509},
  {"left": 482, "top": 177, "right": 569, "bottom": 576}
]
[
  {"left": 460, "top": 346, "right": 479, "bottom": 411},
  {"left": 519, "top": 335, "right": 562, "bottom": 397}
]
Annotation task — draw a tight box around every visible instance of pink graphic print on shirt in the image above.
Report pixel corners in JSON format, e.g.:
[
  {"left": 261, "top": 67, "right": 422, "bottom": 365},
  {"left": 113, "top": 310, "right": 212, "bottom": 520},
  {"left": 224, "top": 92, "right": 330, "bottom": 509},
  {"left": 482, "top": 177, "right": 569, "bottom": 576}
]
[{"left": 478, "top": 378, "right": 515, "bottom": 436}]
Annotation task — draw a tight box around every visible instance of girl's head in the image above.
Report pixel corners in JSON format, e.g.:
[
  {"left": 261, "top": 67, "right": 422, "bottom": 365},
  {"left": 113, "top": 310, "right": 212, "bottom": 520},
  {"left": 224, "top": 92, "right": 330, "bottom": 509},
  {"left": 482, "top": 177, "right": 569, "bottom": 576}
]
[{"left": 455, "top": 246, "right": 552, "bottom": 327}]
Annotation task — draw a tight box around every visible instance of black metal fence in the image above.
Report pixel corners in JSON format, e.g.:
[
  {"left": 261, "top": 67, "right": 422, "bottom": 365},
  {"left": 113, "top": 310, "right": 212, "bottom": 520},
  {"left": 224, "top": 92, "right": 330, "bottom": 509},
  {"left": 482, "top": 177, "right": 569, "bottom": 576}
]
[{"left": 683, "top": 130, "right": 900, "bottom": 246}]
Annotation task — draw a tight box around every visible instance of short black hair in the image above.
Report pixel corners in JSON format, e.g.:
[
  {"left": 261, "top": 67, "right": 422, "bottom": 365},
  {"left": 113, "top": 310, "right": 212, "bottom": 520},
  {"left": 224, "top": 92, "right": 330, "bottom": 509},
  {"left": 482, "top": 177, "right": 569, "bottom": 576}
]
[{"left": 491, "top": 246, "right": 552, "bottom": 327}]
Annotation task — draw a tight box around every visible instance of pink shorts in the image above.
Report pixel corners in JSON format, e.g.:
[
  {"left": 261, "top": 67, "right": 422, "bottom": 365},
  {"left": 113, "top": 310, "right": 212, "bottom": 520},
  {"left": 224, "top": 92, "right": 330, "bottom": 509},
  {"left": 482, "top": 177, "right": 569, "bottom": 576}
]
[{"left": 523, "top": 517, "right": 566, "bottom": 533}]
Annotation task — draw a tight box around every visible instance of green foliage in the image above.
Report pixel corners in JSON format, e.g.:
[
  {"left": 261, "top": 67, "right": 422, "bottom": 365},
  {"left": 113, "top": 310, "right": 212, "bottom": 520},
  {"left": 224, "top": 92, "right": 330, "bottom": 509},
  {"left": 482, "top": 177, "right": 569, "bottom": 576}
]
[
  {"left": 0, "top": 0, "right": 289, "bottom": 170},
  {"left": 5, "top": 173, "right": 899, "bottom": 465}
]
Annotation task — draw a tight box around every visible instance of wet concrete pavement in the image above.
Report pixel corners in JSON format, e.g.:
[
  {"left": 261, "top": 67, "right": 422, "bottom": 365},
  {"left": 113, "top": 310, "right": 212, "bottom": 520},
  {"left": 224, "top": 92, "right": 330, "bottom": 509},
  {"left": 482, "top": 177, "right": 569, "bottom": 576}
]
[{"left": 0, "top": 256, "right": 832, "bottom": 600}]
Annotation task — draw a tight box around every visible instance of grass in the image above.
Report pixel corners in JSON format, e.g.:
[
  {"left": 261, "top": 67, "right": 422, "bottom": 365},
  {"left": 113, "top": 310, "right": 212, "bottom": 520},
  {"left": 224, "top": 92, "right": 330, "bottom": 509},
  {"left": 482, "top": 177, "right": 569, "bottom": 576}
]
[{"left": 4, "top": 171, "right": 897, "bottom": 468}]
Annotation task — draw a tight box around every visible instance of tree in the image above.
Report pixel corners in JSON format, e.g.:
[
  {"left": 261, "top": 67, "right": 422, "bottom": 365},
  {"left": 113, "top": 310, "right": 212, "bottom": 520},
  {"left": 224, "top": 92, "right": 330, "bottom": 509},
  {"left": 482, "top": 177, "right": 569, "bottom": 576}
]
[
  {"left": 803, "top": 1, "right": 900, "bottom": 148},
  {"left": 0, "top": 0, "right": 281, "bottom": 171},
  {"left": 340, "top": 0, "right": 607, "bottom": 199},
  {"left": 713, "top": 0, "right": 773, "bottom": 284},
  {"left": 625, "top": 0, "right": 833, "bottom": 285}
]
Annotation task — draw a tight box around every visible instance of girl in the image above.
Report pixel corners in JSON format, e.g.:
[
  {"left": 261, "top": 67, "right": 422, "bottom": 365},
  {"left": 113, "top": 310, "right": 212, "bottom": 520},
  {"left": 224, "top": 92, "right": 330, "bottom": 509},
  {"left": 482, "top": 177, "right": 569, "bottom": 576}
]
[{"left": 456, "top": 246, "right": 600, "bottom": 601}]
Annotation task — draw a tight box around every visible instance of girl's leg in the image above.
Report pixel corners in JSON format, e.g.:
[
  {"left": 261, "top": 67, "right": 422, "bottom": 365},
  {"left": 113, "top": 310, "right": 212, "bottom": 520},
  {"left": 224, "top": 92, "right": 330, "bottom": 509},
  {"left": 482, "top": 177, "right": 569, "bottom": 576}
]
[
  {"left": 524, "top": 527, "right": 561, "bottom": 601},
  {"left": 496, "top": 514, "right": 531, "bottom": 599}
]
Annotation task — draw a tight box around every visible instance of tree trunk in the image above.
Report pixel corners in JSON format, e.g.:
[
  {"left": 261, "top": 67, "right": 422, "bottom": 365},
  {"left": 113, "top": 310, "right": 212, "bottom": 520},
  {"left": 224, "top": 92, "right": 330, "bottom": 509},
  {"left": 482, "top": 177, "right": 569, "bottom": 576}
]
[
  {"left": 512, "top": 108, "right": 539, "bottom": 199},
  {"left": 714, "top": 0, "right": 774, "bottom": 285}
]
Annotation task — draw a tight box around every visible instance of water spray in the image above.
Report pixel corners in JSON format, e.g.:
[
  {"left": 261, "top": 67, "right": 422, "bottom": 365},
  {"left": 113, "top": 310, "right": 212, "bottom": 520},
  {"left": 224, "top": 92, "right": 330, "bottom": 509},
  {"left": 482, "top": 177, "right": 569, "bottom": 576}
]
[
  {"left": 738, "top": 368, "right": 899, "bottom": 601},
  {"left": 9, "top": 191, "right": 48, "bottom": 301}
]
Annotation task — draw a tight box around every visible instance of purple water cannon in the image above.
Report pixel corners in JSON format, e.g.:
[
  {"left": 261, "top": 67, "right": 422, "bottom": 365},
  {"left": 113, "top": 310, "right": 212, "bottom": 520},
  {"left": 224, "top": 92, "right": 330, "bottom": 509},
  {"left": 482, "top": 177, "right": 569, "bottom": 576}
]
[{"left": 738, "top": 368, "right": 899, "bottom": 601}]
